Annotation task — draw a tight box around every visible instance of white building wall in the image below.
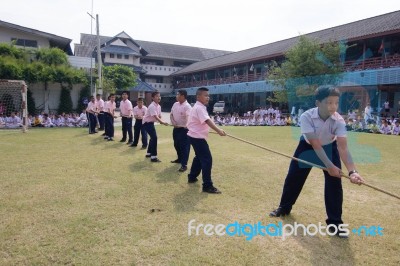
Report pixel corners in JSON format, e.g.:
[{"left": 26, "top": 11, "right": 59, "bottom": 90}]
[
  {"left": 0, "top": 26, "right": 50, "bottom": 48},
  {"left": 28, "top": 82, "right": 84, "bottom": 113}
]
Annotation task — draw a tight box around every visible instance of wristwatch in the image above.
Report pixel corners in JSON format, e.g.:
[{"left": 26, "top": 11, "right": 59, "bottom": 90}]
[{"left": 348, "top": 170, "right": 358, "bottom": 176}]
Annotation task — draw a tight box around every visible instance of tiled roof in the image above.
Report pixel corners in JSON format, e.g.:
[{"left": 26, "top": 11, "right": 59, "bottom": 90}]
[
  {"left": 129, "top": 79, "right": 156, "bottom": 92},
  {"left": 173, "top": 10, "right": 400, "bottom": 75},
  {"left": 74, "top": 33, "right": 231, "bottom": 61}
]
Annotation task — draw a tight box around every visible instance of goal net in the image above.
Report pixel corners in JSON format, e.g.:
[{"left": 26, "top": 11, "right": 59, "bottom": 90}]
[{"left": 0, "top": 80, "right": 28, "bottom": 132}]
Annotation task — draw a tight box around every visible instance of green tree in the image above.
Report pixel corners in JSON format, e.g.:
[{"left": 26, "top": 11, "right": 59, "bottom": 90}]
[
  {"left": 267, "top": 36, "right": 346, "bottom": 108},
  {"left": 58, "top": 85, "right": 73, "bottom": 114},
  {"left": 102, "top": 64, "right": 137, "bottom": 92},
  {"left": 77, "top": 86, "right": 91, "bottom": 112}
]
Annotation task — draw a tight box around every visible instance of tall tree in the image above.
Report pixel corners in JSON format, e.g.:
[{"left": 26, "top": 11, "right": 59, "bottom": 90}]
[
  {"left": 102, "top": 65, "right": 137, "bottom": 92},
  {"left": 267, "top": 36, "right": 346, "bottom": 109}
]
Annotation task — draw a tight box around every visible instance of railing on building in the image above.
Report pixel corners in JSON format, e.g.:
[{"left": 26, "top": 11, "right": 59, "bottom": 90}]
[{"left": 177, "top": 73, "right": 267, "bottom": 89}]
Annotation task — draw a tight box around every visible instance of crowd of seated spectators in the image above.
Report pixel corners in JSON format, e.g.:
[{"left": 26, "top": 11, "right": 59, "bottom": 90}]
[{"left": 0, "top": 110, "right": 89, "bottom": 129}]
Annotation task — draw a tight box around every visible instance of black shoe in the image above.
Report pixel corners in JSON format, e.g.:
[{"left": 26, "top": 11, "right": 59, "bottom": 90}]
[
  {"left": 127, "top": 141, "right": 133, "bottom": 145},
  {"left": 269, "top": 207, "right": 290, "bottom": 217},
  {"left": 108, "top": 138, "right": 114, "bottom": 141},
  {"left": 141, "top": 146, "right": 147, "bottom": 150},
  {"left": 119, "top": 139, "right": 126, "bottom": 142},
  {"left": 202, "top": 186, "right": 222, "bottom": 194},
  {"left": 104, "top": 137, "right": 109, "bottom": 140},
  {"left": 151, "top": 158, "right": 161, "bottom": 163},
  {"left": 101, "top": 133, "right": 106, "bottom": 136},
  {"left": 145, "top": 154, "right": 151, "bottom": 158},
  {"left": 171, "top": 159, "right": 181, "bottom": 163},
  {"left": 178, "top": 166, "right": 187, "bottom": 172},
  {"left": 130, "top": 143, "right": 137, "bottom": 147},
  {"left": 89, "top": 132, "right": 95, "bottom": 134},
  {"left": 188, "top": 178, "right": 198, "bottom": 183},
  {"left": 328, "top": 225, "right": 349, "bottom": 239},
  {"left": 94, "top": 131, "right": 98, "bottom": 133}
]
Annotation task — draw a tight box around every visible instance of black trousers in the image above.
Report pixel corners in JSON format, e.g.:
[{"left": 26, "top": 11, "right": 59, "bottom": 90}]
[
  {"left": 188, "top": 137, "right": 213, "bottom": 188},
  {"left": 133, "top": 119, "right": 148, "bottom": 147},
  {"left": 143, "top": 122, "right": 157, "bottom": 156},
  {"left": 88, "top": 113, "right": 97, "bottom": 133},
  {"left": 104, "top": 113, "right": 114, "bottom": 138},
  {"left": 278, "top": 139, "right": 343, "bottom": 225},
  {"left": 173, "top": 127, "right": 190, "bottom": 167},
  {"left": 98, "top": 112, "right": 105, "bottom": 130},
  {"left": 121, "top": 117, "right": 133, "bottom": 141}
]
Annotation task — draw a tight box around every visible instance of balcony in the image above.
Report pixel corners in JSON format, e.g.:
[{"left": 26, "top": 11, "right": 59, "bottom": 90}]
[
  {"left": 141, "top": 64, "right": 182, "bottom": 76},
  {"left": 147, "top": 82, "right": 174, "bottom": 94},
  {"left": 343, "top": 54, "right": 400, "bottom": 71},
  {"left": 177, "top": 73, "right": 267, "bottom": 89}
]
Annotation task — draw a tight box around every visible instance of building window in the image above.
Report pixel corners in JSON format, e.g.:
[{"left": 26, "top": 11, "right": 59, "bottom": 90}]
[
  {"left": 169, "top": 68, "right": 171, "bottom": 71},
  {"left": 11, "top": 38, "right": 38, "bottom": 48},
  {"left": 124, "top": 55, "right": 129, "bottom": 59},
  {"left": 155, "top": 67, "right": 157, "bottom": 70},
  {"left": 110, "top": 53, "right": 115, "bottom": 58},
  {"left": 117, "top": 54, "right": 122, "bottom": 59}
]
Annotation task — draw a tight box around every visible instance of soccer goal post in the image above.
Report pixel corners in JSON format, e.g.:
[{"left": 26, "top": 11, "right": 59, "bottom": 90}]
[{"left": 0, "top": 80, "right": 28, "bottom": 132}]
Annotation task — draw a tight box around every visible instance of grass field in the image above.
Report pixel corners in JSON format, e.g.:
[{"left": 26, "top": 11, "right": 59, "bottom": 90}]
[{"left": 0, "top": 126, "right": 399, "bottom": 265}]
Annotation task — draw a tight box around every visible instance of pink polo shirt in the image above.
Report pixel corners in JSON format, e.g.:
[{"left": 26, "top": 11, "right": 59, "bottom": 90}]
[
  {"left": 120, "top": 99, "right": 133, "bottom": 117},
  {"left": 187, "top": 101, "right": 210, "bottom": 139},
  {"left": 133, "top": 106, "right": 147, "bottom": 119},
  {"left": 96, "top": 99, "right": 104, "bottom": 112},
  {"left": 104, "top": 101, "right": 116, "bottom": 114},
  {"left": 171, "top": 100, "right": 192, "bottom": 127},
  {"left": 86, "top": 101, "right": 97, "bottom": 113},
  {"left": 143, "top": 102, "right": 161, "bottom": 123}
]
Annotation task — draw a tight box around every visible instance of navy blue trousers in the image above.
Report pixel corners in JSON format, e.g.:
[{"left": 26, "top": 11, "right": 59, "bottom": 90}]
[
  {"left": 173, "top": 127, "right": 190, "bottom": 167},
  {"left": 88, "top": 113, "right": 97, "bottom": 133},
  {"left": 143, "top": 122, "right": 157, "bottom": 156},
  {"left": 279, "top": 139, "right": 343, "bottom": 225},
  {"left": 188, "top": 137, "right": 213, "bottom": 188},
  {"left": 98, "top": 112, "right": 105, "bottom": 130},
  {"left": 121, "top": 117, "right": 133, "bottom": 141},
  {"left": 133, "top": 119, "right": 148, "bottom": 147},
  {"left": 104, "top": 113, "right": 114, "bottom": 138}
]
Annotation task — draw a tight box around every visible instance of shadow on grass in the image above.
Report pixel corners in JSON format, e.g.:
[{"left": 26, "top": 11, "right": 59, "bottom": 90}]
[
  {"left": 155, "top": 165, "right": 180, "bottom": 183},
  {"left": 173, "top": 183, "right": 209, "bottom": 213},
  {"left": 281, "top": 215, "right": 355, "bottom": 265}
]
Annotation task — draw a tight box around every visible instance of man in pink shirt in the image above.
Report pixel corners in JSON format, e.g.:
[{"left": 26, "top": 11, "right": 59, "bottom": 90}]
[
  {"left": 86, "top": 96, "right": 98, "bottom": 134},
  {"left": 119, "top": 91, "right": 134, "bottom": 144},
  {"left": 131, "top": 98, "right": 148, "bottom": 149},
  {"left": 104, "top": 94, "right": 116, "bottom": 141},
  {"left": 187, "top": 87, "right": 226, "bottom": 194},
  {"left": 142, "top": 91, "right": 168, "bottom": 162},
  {"left": 170, "top": 89, "right": 192, "bottom": 172},
  {"left": 96, "top": 94, "right": 105, "bottom": 132}
]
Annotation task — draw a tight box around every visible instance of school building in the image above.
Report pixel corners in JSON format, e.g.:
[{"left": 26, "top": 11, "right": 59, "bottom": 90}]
[{"left": 168, "top": 10, "right": 400, "bottom": 116}]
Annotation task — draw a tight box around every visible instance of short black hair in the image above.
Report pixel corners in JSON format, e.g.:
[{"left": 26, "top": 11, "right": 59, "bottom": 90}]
[
  {"left": 96, "top": 94, "right": 101, "bottom": 97},
  {"left": 109, "top": 93, "right": 115, "bottom": 97},
  {"left": 90, "top": 96, "right": 95, "bottom": 100},
  {"left": 122, "top": 91, "right": 129, "bottom": 95},
  {"left": 315, "top": 85, "right": 340, "bottom": 101},
  {"left": 196, "top": 87, "right": 209, "bottom": 96},
  {"left": 151, "top": 91, "right": 160, "bottom": 98},
  {"left": 137, "top": 98, "right": 144, "bottom": 102},
  {"left": 177, "top": 89, "right": 187, "bottom": 98}
]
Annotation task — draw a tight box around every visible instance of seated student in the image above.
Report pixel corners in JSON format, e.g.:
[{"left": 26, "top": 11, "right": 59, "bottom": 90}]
[
  {"left": 392, "top": 120, "right": 400, "bottom": 135},
  {"left": 77, "top": 110, "right": 89, "bottom": 127},
  {"left": 5, "top": 112, "right": 22, "bottom": 128},
  {"left": 42, "top": 114, "right": 54, "bottom": 128},
  {"left": 379, "top": 119, "right": 391, "bottom": 134},
  {"left": 32, "top": 114, "right": 43, "bottom": 127},
  {"left": 27, "top": 114, "right": 33, "bottom": 127},
  {"left": 65, "top": 114, "right": 76, "bottom": 127},
  {"left": 0, "top": 113, "right": 5, "bottom": 128}
]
